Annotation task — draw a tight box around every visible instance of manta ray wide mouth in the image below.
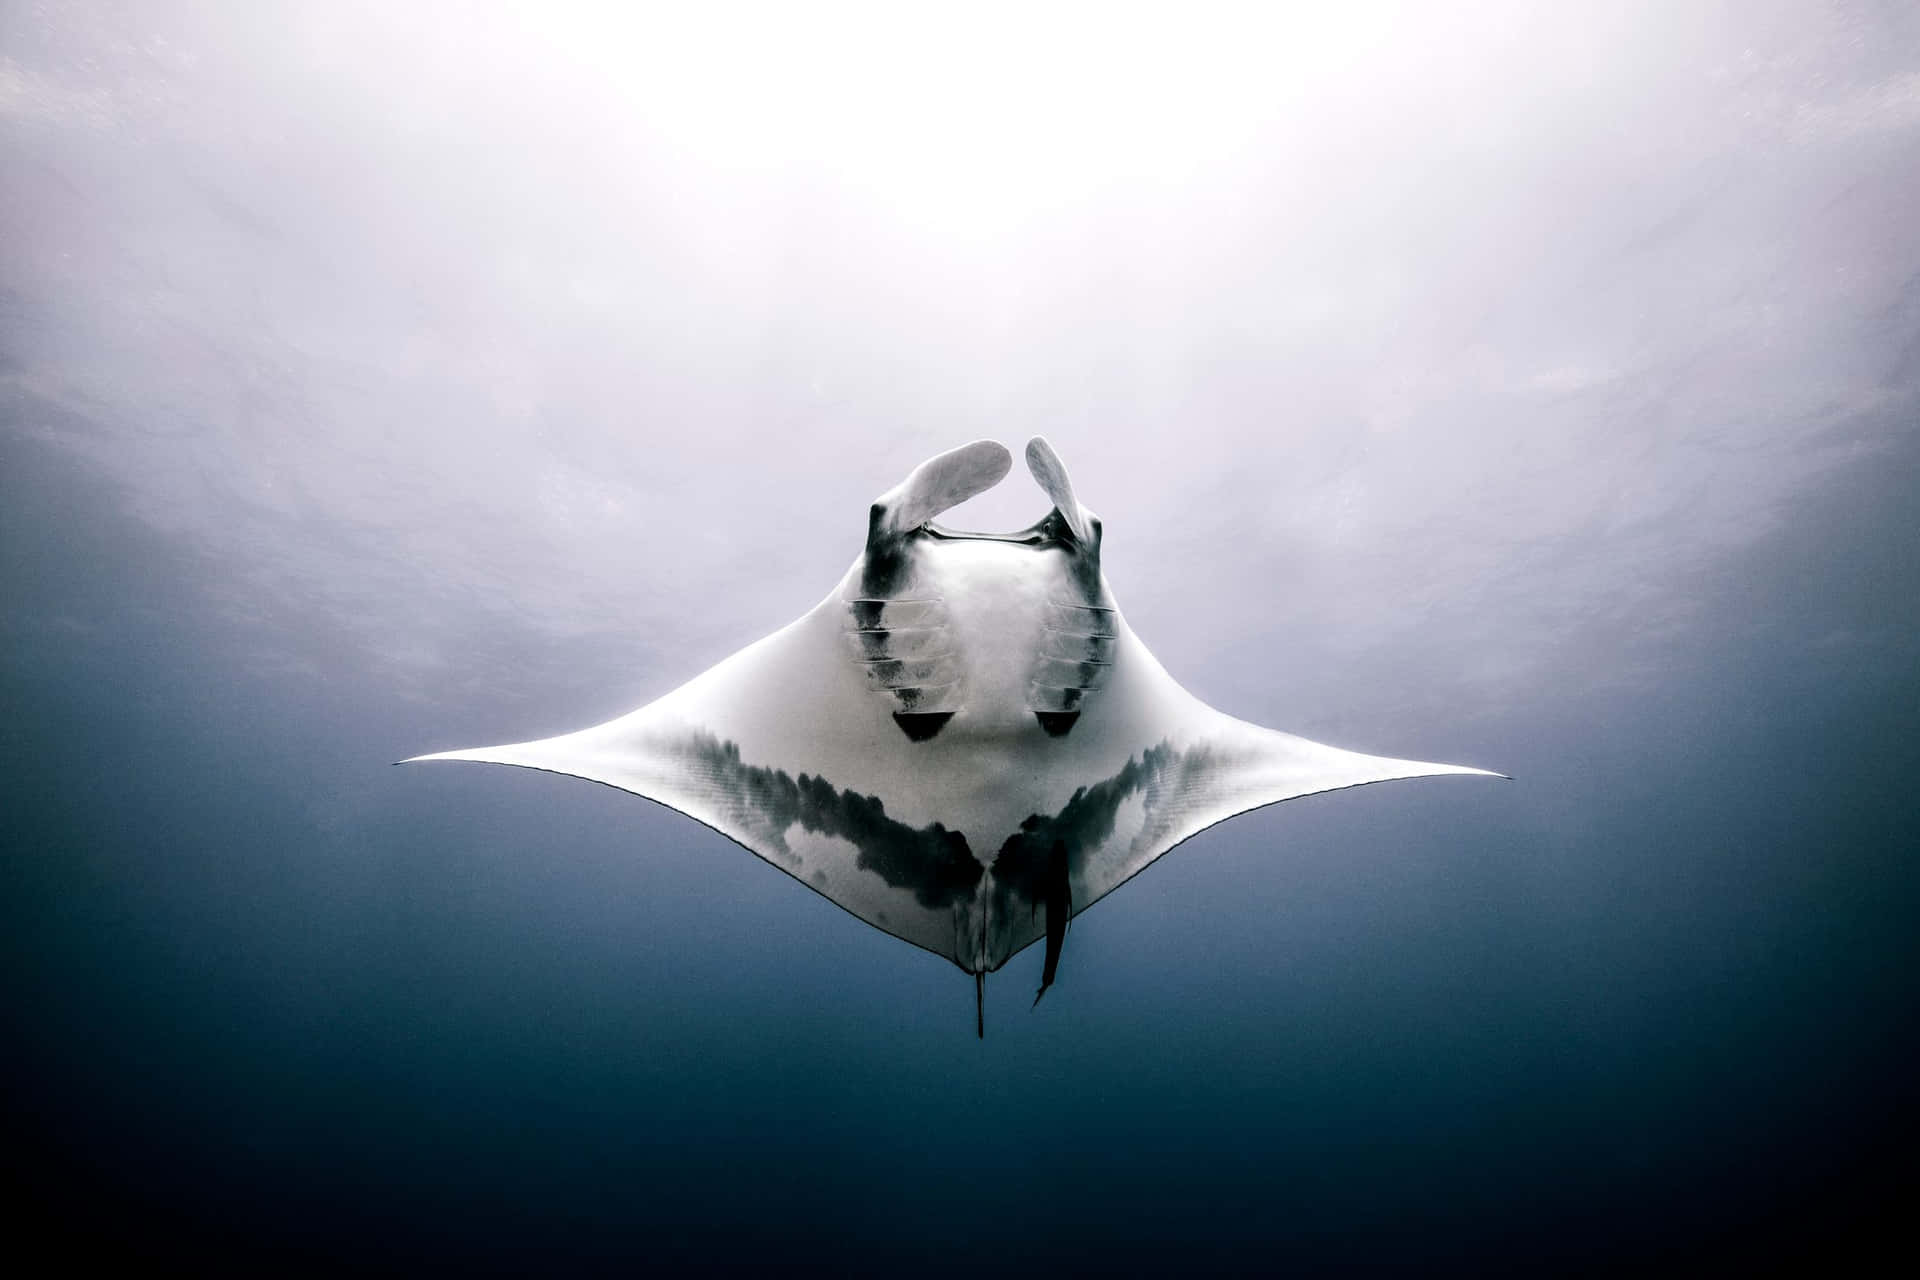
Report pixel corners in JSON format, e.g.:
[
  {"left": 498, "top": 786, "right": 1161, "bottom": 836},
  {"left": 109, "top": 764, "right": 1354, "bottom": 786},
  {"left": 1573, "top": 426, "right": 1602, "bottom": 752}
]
[{"left": 920, "top": 519, "right": 1057, "bottom": 544}]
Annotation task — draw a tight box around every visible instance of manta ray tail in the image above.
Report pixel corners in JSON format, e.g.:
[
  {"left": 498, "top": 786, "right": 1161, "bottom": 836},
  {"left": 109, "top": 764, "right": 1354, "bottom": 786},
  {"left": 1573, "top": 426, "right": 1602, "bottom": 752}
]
[{"left": 976, "top": 972, "right": 985, "bottom": 1039}]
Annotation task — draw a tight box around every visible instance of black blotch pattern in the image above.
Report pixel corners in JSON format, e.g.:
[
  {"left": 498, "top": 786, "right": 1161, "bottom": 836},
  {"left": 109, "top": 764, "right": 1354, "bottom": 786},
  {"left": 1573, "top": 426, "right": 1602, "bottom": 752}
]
[
  {"left": 1042, "top": 507, "right": 1105, "bottom": 601},
  {"left": 992, "top": 743, "right": 1178, "bottom": 995},
  {"left": 992, "top": 743, "right": 1177, "bottom": 914},
  {"left": 689, "top": 736, "right": 982, "bottom": 909},
  {"left": 861, "top": 503, "right": 912, "bottom": 597},
  {"left": 1034, "top": 711, "right": 1079, "bottom": 738},
  {"left": 893, "top": 711, "right": 954, "bottom": 742}
]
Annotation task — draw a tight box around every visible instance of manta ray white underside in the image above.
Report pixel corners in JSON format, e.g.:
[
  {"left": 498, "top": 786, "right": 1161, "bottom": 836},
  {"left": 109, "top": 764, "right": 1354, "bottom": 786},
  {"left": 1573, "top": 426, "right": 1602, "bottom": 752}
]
[{"left": 408, "top": 439, "right": 1500, "bottom": 1031}]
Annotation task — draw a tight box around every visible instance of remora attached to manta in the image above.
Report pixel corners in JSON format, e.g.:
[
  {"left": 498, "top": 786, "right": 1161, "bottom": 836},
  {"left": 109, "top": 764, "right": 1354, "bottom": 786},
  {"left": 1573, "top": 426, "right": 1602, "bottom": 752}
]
[{"left": 407, "top": 439, "right": 1502, "bottom": 1033}]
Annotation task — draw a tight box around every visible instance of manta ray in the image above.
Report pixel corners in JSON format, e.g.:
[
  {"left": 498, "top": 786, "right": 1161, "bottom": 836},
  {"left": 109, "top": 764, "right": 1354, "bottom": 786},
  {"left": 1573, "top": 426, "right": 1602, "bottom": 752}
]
[{"left": 408, "top": 439, "right": 1500, "bottom": 1033}]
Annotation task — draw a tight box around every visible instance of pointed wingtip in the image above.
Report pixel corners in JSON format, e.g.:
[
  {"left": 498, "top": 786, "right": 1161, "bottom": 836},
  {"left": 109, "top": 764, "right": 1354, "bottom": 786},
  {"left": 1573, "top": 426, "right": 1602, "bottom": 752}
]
[
  {"left": 395, "top": 749, "right": 459, "bottom": 765},
  {"left": 396, "top": 747, "right": 533, "bottom": 771},
  {"left": 398, "top": 746, "right": 499, "bottom": 766},
  {"left": 1418, "top": 762, "right": 1509, "bottom": 782}
]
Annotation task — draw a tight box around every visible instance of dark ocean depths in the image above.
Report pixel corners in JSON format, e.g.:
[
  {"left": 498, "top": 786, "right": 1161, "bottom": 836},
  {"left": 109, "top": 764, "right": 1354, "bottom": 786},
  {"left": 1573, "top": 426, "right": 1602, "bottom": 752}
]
[
  {"left": 8, "top": 412, "right": 1918, "bottom": 1276},
  {"left": 4, "top": 3, "right": 1918, "bottom": 1274}
]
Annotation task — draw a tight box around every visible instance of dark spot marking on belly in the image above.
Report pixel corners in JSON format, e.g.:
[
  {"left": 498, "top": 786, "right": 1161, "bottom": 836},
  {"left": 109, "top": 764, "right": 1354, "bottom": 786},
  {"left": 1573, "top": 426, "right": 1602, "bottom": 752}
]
[
  {"left": 1034, "top": 711, "right": 1079, "bottom": 737},
  {"left": 989, "top": 741, "right": 1182, "bottom": 973},
  {"left": 686, "top": 734, "right": 982, "bottom": 908},
  {"left": 894, "top": 710, "right": 954, "bottom": 741}
]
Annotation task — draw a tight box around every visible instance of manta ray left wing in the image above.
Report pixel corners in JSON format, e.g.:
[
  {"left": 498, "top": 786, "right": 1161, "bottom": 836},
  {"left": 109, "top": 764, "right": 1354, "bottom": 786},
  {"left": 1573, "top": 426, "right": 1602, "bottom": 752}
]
[{"left": 408, "top": 439, "right": 1500, "bottom": 1026}]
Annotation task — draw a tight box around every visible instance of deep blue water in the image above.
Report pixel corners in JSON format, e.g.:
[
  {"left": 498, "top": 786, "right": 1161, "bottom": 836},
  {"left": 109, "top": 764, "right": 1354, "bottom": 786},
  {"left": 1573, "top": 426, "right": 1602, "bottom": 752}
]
[{"left": 5, "top": 415, "right": 1915, "bottom": 1273}]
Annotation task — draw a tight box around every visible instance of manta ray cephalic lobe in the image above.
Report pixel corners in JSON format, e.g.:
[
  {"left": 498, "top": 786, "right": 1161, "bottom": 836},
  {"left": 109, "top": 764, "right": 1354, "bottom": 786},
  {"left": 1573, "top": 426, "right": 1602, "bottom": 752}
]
[{"left": 407, "top": 438, "right": 1502, "bottom": 1034}]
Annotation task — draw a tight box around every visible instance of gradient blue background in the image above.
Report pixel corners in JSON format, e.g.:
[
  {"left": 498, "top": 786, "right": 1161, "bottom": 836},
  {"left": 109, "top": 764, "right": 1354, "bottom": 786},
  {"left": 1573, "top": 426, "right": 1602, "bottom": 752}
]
[{"left": 5, "top": 3, "right": 1916, "bottom": 1272}]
